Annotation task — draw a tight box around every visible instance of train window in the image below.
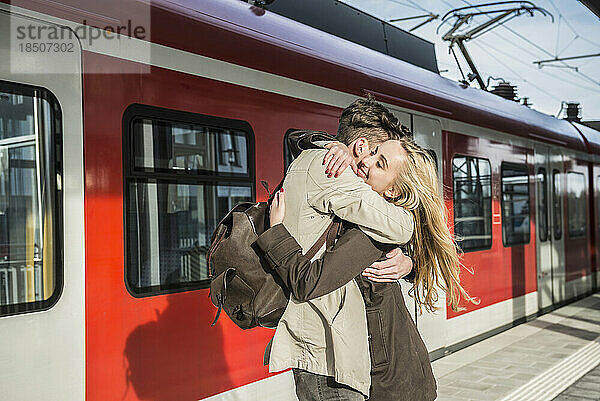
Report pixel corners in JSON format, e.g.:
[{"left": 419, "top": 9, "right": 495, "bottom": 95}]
[
  {"left": 0, "top": 81, "right": 62, "bottom": 316},
  {"left": 452, "top": 155, "right": 492, "bottom": 252},
  {"left": 123, "top": 105, "right": 254, "bottom": 296},
  {"left": 552, "top": 170, "right": 562, "bottom": 240},
  {"left": 567, "top": 172, "right": 586, "bottom": 238},
  {"left": 537, "top": 168, "right": 548, "bottom": 242},
  {"left": 501, "top": 163, "right": 530, "bottom": 246}
]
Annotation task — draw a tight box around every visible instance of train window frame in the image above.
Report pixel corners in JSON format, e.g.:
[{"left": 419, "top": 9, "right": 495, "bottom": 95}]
[
  {"left": 537, "top": 167, "right": 549, "bottom": 243},
  {"left": 501, "top": 162, "right": 531, "bottom": 247},
  {"left": 283, "top": 128, "right": 300, "bottom": 174},
  {"left": 566, "top": 171, "right": 586, "bottom": 238},
  {"left": 597, "top": 175, "right": 600, "bottom": 236},
  {"left": 0, "top": 80, "right": 64, "bottom": 317},
  {"left": 552, "top": 169, "right": 562, "bottom": 240},
  {"left": 122, "top": 104, "right": 255, "bottom": 298},
  {"left": 452, "top": 154, "right": 493, "bottom": 253}
]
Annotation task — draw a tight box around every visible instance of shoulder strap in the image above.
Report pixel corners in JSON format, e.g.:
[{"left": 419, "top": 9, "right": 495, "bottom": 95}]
[
  {"left": 304, "top": 218, "right": 341, "bottom": 260},
  {"left": 326, "top": 217, "right": 342, "bottom": 248},
  {"left": 260, "top": 176, "right": 286, "bottom": 205}
]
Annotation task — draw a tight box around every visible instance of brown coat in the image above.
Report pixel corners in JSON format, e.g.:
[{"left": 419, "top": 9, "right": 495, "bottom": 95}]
[{"left": 256, "top": 223, "right": 437, "bottom": 401}]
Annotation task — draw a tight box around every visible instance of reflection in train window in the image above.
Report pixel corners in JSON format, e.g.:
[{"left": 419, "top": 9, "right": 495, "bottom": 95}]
[
  {"left": 537, "top": 168, "right": 548, "bottom": 242},
  {"left": 127, "top": 182, "right": 251, "bottom": 290},
  {"left": 552, "top": 170, "right": 562, "bottom": 240},
  {"left": 124, "top": 106, "right": 254, "bottom": 296},
  {"left": 501, "top": 163, "right": 530, "bottom": 246},
  {"left": 133, "top": 119, "right": 249, "bottom": 177},
  {"left": 0, "top": 82, "right": 62, "bottom": 316},
  {"left": 567, "top": 172, "right": 586, "bottom": 238},
  {"left": 597, "top": 176, "right": 600, "bottom": 235},
  {"left": 452, "top": 155, "right": 492, "bottom": 252}
]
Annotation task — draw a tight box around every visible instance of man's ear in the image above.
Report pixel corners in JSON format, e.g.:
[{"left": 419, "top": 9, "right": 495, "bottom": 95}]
[{"left": 353, "top": 138, "right": 369, "bottom": 158}]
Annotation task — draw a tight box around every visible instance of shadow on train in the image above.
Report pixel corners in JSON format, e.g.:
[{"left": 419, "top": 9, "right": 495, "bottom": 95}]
[{"left": 123, "top": 292, "right": 232, "bottom": 401}]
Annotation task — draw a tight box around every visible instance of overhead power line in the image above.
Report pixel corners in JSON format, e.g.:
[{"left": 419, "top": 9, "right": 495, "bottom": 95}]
[
  {"left": 534, "top": 53, "right": 600, "bottom": 66},
  {"left": 472, "top": 41, "right": 563, "bottom": 101},
  {"left": 389, "top": 13, "right": 440, "bottom": 32},
  {"left": 454, "top": 0, "right": 599, "bottom": 90},
  {"left": 477, "top": 39, "right": 599, "bottom": 92},
  {"left": 439, "top": 1, "right": 553, "bottom": 89}
]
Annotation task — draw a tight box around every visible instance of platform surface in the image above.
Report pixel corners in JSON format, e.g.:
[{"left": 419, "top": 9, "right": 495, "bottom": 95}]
[{"left": 432, "top": 292, "right": 600, "bottom": 401}]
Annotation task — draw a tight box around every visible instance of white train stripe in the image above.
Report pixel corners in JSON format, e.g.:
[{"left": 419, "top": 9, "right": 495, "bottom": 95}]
[
  {"left": 200, "top": 371, "right": 297, "bottom": 401},
  {"left": 446, "top": 292, "right": 539, "bottom": 347}
]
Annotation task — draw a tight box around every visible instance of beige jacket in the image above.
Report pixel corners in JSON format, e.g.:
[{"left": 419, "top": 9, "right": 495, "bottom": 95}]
[{"left": 269, "top": 149, "right": 414, "bottom": 397}]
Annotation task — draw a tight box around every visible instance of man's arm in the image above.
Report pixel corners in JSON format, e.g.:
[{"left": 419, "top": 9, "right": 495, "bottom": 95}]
[
  {"left": 305, "top": 151, "right": 414, "bottom": 245},
  {"left": 256, "top": 224, "right": 385, "bottom": 301}
]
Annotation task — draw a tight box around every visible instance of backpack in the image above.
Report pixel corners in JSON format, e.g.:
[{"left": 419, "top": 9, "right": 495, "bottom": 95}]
[{"left": 207, "top": 182, "right": 336, "bottom": 330}]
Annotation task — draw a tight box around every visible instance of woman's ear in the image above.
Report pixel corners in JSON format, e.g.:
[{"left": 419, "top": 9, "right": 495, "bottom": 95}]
[{"left": 383, "top": 186, "right": 400, "bottom": 200}]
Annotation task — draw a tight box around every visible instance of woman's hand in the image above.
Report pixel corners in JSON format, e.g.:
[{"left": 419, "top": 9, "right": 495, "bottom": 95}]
[
  {"left": 323, "top": 142, "right": 357, "bottom": 178},
  {"left": 270, "top": 189, "right": 285, "bottom": 226}
]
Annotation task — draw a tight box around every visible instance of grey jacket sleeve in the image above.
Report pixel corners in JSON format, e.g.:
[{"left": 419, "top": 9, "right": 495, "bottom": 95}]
[{"left": 256, "top": 224, "right": 385, "bottom": 301}]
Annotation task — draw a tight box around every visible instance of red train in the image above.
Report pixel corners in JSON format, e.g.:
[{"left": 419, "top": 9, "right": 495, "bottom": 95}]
[{"left": 0, "top": 0, "right": 597, "bottom": 400}]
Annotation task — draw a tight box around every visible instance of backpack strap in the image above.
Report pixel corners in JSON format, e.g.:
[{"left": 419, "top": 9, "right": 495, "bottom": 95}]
[
  {"left": 305, "top": 218, "right": 341, "bottom": 260},
  {"left": 260, "top": 175, "right": 286, "bottom": 205},
  {"left": 326, "top": 217, "right": 342, "bottom": 249},
  {"left": 210, "top": 267, "right": 236, "bottom": 327}
]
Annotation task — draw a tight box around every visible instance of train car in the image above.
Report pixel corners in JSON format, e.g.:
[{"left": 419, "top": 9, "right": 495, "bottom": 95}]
[{"left": 0, "top": 0, "right": 597, "bottom": 400}]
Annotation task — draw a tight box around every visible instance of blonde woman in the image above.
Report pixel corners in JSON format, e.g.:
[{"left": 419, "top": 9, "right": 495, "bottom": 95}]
[{"left": 257, "top": 136, "right": 477, "bottom": 401}]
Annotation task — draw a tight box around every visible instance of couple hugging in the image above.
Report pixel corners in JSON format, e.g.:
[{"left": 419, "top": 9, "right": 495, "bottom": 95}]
[{"left": 256, "top": 98, "right": 476, "bottom": 401}]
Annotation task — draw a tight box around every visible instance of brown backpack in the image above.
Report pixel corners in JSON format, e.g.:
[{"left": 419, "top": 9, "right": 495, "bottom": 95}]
[{"left": 207, "top": 187, "right": 336, "bottom": 330}]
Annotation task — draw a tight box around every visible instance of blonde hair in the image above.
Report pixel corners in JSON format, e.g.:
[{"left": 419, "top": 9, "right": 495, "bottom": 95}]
[{"left": 389, "top": 137, "right": 479, "bottom": 313}]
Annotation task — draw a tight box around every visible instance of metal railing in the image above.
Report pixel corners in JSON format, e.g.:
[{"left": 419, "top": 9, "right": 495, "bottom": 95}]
[{"left": 0, "top": 258, "right": 43, "bottom": 305}]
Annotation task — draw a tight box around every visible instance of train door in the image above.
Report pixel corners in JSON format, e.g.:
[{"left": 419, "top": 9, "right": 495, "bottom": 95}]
[
  {"left": 549, "top": 150, "right": 566, "bottom": 304},
  {"left": 0, "top": 9, "right": 85, "bottom": 401},
  {"left": 534, "top": 146, "right": 552, "bottom": 311},
  {"left": 407, "top": 114, "right": 446, "bottom": 355}
]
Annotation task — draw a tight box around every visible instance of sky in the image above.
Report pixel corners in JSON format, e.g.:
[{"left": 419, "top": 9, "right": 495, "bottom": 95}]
[{"left": 341, "top": 0, "right": 600, "bottom": 121}]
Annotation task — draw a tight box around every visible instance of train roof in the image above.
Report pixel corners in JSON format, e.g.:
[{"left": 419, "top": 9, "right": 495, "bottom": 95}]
[
  {"left": 7, "top": 0, "right": 591, "bottom": 153},
  {"left": 572, "top": 122, "right": 600, "bottom": 156},
  {"left": 152, "top": 0, "right": 591, "bottom": 153}
]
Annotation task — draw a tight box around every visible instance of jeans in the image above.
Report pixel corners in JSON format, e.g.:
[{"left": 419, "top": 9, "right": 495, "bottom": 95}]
[{"left": 293, "top": 368, "right": 365, "bottom": 401}]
